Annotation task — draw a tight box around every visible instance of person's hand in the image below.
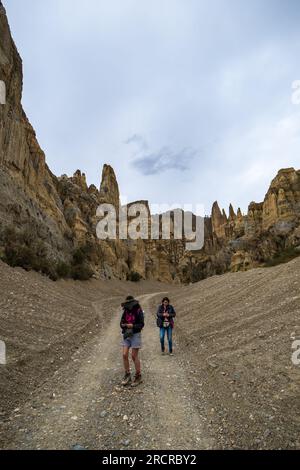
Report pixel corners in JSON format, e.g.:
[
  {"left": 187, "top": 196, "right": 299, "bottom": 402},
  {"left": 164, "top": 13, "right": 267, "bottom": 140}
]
[{"left": 126, "top": 323, "right": 134, "bottom": 328}]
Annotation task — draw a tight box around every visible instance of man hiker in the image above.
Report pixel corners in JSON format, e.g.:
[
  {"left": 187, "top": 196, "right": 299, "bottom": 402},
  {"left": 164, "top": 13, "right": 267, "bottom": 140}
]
[
  {"left": 120, "top": 295, "right": 144, "bottom": 386},
  {"left": 156, "top": 297, "right": 176, "bottom": 355}
]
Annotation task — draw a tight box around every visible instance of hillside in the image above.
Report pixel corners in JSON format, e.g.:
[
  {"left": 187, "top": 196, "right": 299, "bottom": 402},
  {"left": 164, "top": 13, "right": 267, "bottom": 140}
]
[
  {"left": 0, "top": 259, "right": 168, "bottom": 415},
  {"left": 170, "top": 256, "right": 300, "bottom": 448}
]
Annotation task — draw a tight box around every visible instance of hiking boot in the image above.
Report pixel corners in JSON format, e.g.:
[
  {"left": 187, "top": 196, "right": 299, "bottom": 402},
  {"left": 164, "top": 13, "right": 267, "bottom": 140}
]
[
  {"left": 121, "top": 372, "right": 132, "bottom": 386},
  {"left": 131, "top": 373, "right": 143, "bottom": 387},
  {"left": 169, "top": 352, "right": 174, "bottom": 356},
  {"left": 161, "top": 350, "right": 165, "bottom": 355}
]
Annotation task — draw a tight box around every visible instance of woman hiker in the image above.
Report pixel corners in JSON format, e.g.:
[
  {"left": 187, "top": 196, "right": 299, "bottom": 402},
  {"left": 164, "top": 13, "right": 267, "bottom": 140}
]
[
  {"left": 120, "top": 295, "right": 144, "bottom": 386},
  {"left": 156, "top": 297, "right": 176, "bottom": 355}
]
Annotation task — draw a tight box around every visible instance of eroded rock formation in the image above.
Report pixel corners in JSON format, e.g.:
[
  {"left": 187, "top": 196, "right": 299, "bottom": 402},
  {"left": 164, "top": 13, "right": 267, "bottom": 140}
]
[
  {"left": 181, "top": 168, "right": 300, "bottom": 282},
  {"left": 1, "top": 2, "right": 300, "bottom": 284}
]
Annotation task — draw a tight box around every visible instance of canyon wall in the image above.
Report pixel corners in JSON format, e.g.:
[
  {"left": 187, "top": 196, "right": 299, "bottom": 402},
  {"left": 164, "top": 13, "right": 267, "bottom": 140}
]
[{"left": 1, "top": 1, "right": 300, "bottom": 284}]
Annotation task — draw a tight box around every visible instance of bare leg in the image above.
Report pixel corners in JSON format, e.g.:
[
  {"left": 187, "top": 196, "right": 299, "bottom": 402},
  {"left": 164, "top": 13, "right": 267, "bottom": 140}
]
[
  {"left": 131, "top": 348, "right": 141, "bottom": 375},
  {"left": 123, "top": 346, "right": 130, "bottom": 373}
]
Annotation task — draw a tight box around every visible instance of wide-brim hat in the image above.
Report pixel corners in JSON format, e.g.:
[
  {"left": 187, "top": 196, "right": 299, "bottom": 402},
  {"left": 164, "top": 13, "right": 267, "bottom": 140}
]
[{"left": 121, "top": 295, "right": 138, "bottom": 307}]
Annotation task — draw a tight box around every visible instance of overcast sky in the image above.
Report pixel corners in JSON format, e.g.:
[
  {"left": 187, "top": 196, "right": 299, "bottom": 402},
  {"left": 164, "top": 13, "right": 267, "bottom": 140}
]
[{"left": 4, "top": 0, "right": 300, "bottom": 215}]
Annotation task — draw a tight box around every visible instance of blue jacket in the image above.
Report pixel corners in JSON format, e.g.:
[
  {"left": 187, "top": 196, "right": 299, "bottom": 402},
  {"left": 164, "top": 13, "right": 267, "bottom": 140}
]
[{"left": 156, "top": 304, "right": 176, "bottom": 328}]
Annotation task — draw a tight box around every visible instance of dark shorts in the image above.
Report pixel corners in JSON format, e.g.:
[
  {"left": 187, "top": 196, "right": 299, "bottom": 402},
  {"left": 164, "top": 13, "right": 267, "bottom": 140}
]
[{"left": 122, "top": 332, "right": 142, "bottom": 349}]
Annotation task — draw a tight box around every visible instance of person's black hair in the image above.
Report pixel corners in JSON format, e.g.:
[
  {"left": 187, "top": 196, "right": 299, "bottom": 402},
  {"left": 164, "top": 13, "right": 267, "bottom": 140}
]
[
  {"left": 162, "top": 297, "right": 170, "bottom": 303},
  {"left": 126, "top": 295, "right": 134, "bottom": 301}
]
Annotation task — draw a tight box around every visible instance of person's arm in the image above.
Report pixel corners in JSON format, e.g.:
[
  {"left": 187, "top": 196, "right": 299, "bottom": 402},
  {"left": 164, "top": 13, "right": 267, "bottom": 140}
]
[
  {"left": 133, "top": 309, "right": 144, "bottom": 332},
  {"left": 169, "top": 305, "right": 176, "bottom": 318},
  {"left": 120, "top": 311, "right": 126, "bottom": 329},
  {"left": 157, "top": 306, "right": 164, "bottom": 319}
]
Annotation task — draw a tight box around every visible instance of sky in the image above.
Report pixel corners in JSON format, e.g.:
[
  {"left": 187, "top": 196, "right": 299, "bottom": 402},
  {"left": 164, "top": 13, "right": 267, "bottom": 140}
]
[{"left": 4, "top": 0, "right": 300, "bottom": 215}]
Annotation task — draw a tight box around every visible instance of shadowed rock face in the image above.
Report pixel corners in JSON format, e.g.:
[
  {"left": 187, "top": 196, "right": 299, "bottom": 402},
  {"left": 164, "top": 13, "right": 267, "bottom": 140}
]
[
  {"left": 0, "top": 1, "right": 71, "bottom": 263},
  {"left": 0, "top": 2, "right": 300, "bottom": 283}
]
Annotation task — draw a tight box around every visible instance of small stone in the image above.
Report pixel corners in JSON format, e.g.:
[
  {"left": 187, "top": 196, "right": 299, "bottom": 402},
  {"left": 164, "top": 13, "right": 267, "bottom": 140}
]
[
  {"left": 209, "top": 362, "right": 218, "bottom": 369},
  {"left": 72, "top": 444, "right": 85, "bottom": 450}
]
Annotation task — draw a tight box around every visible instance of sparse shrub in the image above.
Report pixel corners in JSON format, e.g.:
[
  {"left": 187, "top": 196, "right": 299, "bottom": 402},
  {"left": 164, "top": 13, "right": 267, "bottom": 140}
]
[
  {"left": 4, "top": 243, "right": 37, "bottom": 270},
  {"left": 3, "top": 241, "right": 58, "bottom": 280},
  {"left": 56, "top": 261, "right": 71, "bottom": 278},
  {"left": 2, "top": 226, "right": 18, "bottom": 243},
  {"left": 70, "top": 245, "right": 94, "bottom": 280},
  {"left": 264, "top": 247, "right": 300, "bottom": 267},
  {"left": 72, "top": 243, "right": 95, "bottom": 264},
  {"left": 1, "top": 224, "right": 58, "bottom": 280},
  {"left": 71, "top": 264, "right": 93, "bottom": 281},
  {"left": 0, "top": 225, "right": 95, "bottom": 281},
  {"left": 45, "top": 264, "right": 58, "bottom": 281},
  {"left": 72, "top": 247, "right": 86, "bottom": 265}
]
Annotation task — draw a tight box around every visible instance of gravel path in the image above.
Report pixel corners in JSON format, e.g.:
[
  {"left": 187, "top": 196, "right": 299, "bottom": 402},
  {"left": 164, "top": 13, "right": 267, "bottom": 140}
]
[
  {"left": 0, "top": 292, "right": 213, "bottom": 450},
  {"left": 1, "top": 258, "right": 300, "bottom": 449}
]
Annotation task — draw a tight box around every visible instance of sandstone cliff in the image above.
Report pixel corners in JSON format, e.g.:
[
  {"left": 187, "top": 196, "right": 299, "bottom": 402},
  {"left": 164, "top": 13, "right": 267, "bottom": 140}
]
[
  {"left": 0, "top": 2, "right": 71, "bottom": 271},
  {"left": 182, "top": 168, "right": 300, "bottom": 282},
  {"left": 0, "top": 2, "right": 129, "bottom": 280}
]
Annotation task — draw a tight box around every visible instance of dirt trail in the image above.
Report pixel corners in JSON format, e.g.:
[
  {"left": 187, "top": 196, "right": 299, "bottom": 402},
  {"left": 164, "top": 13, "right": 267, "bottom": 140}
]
[
  {"left": 0, "top": 292, "right": 213, "bottom": 450},
  {"left": 2, "top": 257, "right": 300, "bottom": 449}
]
